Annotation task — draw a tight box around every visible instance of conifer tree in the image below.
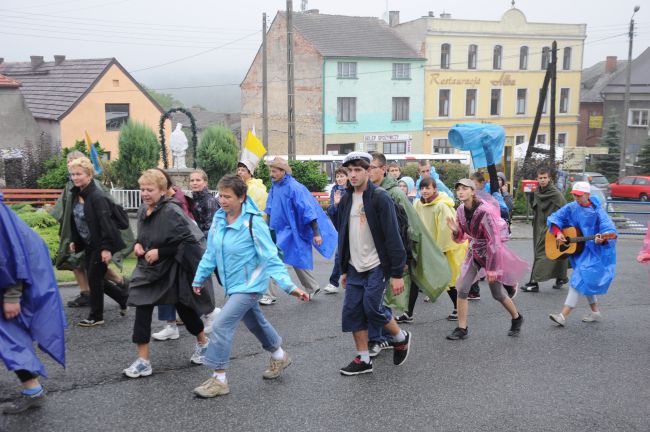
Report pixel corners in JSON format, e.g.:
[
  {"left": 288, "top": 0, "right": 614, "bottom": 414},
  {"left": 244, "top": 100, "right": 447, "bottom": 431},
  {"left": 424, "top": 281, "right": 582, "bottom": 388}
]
[
  {"left": 637, "top": 137, "right": 650, "bottom": 175},
  {"left": 596, "top": 113, "right": 622, "bottom": 181}
]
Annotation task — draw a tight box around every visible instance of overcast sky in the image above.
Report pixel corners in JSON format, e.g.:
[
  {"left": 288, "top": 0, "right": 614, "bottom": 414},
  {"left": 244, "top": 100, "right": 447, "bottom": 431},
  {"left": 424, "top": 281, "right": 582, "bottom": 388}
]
[{"left": 1, "top": 0, "right": 648, "bottom": 111}]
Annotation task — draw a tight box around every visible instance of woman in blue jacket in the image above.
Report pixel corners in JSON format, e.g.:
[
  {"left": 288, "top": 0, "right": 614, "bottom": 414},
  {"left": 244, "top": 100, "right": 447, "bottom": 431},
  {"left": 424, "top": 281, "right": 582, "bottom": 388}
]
[{"left": 191, "top": 175, "right": 309, "bottom": 398}]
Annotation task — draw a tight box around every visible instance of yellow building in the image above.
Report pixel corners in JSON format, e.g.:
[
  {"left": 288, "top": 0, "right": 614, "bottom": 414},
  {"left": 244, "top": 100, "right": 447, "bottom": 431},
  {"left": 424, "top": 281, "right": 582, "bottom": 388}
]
[
  {"left": 1, "top": 56, "right": 169, "bottom": 160},
  {"left": 394, "top": 7, "right": 586, "bottom": 173}
]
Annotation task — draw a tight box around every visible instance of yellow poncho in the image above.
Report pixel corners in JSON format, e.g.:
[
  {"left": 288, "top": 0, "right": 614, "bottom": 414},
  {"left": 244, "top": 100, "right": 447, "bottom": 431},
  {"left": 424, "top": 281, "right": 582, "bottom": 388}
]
[
  {"left": 246, "top": 178, "right": 268, "bottom": 215},
  {"left": 413, "top": 193, "right": 468, "bottom": 287}
]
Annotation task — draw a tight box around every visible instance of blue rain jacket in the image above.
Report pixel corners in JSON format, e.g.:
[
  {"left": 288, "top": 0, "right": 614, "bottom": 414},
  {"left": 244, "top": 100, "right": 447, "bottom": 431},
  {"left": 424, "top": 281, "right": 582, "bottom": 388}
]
[
  {"left": 448, "top": 123, "right": 505, "bottom": 168},
  {"left": 265, "top": 174, "right": 338, "bottom": 270},
  {"left": 0, "top": 200, "right": 66, "bottom": 377},
  {"left": 546, "top": 196, "right": 617, "bottom": 296},
  {"left": 415, "top": 166, "right": 453, "bottom": 199}
]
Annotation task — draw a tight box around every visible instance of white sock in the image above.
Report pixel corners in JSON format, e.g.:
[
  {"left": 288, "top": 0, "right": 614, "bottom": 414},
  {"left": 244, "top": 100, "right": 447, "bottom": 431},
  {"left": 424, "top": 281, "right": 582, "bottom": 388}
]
[
  {"left": 212, "top": 372, "right": 227, "bottom": 383},
  {"left": 139, "top": 357, "right": 150, "bottom": 365},
  {"left": 358, "top": 351, "right": 370, "bottom": 363},
  {"left": 271, "top": 347, "right": 285, "bottom": 361},
  {"left": 393, "top": 330, "right": 406, "bottom": 343}
]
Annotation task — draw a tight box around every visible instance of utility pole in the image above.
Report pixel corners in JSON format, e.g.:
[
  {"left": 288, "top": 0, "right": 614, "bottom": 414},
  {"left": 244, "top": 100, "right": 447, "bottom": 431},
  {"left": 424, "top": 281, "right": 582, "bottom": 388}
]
[
  {"left": 620, "top": 5, "right": 641, "bottom": 178},
  {"left": 549, "top": 41, "right": 557, "bottom": 163},
  {"left": 286, "top": 0, "right": 296, "bottom": 160},
  {"left": 262, "top": 13, "right": 268, "bottom": 150}
]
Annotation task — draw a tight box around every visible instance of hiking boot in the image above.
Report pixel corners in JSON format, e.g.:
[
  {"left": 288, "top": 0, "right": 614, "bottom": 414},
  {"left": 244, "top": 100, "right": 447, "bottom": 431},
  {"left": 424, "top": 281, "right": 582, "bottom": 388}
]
[
  {"left": 262, "top": 352, "right": 292, "bottom": 379},
  {"left": 368, "top": 340, "right": 394, "bottom": 358},
  {"left": 553, "top": 278, "right": 569, "bottom": 289},
  {"left": 190, "top": 341, "right": 209, "bottom": 365},
  {"left": 67, "top": 293, "right": 90, "bottom": 307},
  {"left": 521, "top": 283, "right": 539, "bottom": 293},
  {"left": 339, "top": 356, "right": 373, "bottom": 376},
  {"left": 259, "top": 295, "right": 276, "bottom": 306},
  {"left": 78, "top": 318, "right": 104, "bottom": 327},
  {"left": 446, "top": 310, "right": 458, "bottom": 321},
  {"left": 2, "top": 388, "right": 45, "bottom": 414},
  {"left": 447, "top": 327, "right": 468, "bottom": 340},
  {"left": 152, "top": 324, "right": 180, "bottom": 341},
  {"left": 395, "top": 313, "right": 414, "bottom": 324},
  {"left": 392, "top": 331, "right": 412, "bottom": 366},
  {"left": 193, "top": 377, "right": 230, "bottom": 398},
  {"left": 582, "top": 311, "right": 603, "bottom": 322},
  {"left": 123, "top": 358, "right": 152, "bottom": 378},
  {"left": 549, "top": 313, "right": 566, "bottom": 327},
  {"left": 323, "top": 283, "right": 339, "bottom": 294},
  {"left": 508, "top": 313, "right": 524, "bottom": 337}
]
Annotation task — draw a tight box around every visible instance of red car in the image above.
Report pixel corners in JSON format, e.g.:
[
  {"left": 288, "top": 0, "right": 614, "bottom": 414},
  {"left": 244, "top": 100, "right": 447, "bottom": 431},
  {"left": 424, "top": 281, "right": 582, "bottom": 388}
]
[{"left": 609, "top": 176, "right": 650, "bottom": 201}]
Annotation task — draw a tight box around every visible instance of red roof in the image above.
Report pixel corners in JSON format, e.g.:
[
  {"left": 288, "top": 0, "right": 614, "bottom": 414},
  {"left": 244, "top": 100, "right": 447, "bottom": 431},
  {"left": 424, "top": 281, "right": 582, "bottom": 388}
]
[{"left": 0, "top": 74, "right": 20, "bottom": 88}]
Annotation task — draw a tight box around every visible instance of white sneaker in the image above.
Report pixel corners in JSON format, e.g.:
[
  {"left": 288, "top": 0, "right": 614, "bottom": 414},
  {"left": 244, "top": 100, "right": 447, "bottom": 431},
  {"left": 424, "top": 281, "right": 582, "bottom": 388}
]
[
  {"left": 190, "top": 341, "right": 209, "bottom": 365},
  {"left": 582, "top": 311, "right": 602, "bottom": 322},
  {"left": 259, "top": 295, "right": 276, "bottom": 306},
  {"left": 202, "top": 308, "right": 221, "bottom": 334},
  {"left": 123, "top": 358, "right": 152, "bottom": 378},
  {"left": 323, "top": 283, "right": 339, "bottom": 294},
  {"left": 549, "top": 313, "right": 566, "bottom": 327},
  {"left": 309, "top": 287, "right": 321, "bottom": 300},
  {"left": 152, "top": 324, "right": 179, "bottom": 341}
]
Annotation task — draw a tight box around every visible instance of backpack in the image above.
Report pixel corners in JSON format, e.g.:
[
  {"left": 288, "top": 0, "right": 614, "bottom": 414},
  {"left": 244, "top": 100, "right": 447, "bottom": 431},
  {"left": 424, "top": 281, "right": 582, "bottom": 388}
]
[
  {"left": 371, "top": 187, "right": 413, "bottom": 262},
  {"left": 107, "top": 196, "right": 130, "bottom": 230}
]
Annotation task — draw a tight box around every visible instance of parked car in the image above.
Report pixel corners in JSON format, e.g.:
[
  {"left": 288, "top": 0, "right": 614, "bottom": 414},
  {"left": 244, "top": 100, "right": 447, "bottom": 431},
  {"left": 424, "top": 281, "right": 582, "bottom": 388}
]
[
  {"left": 568, "top": 172, "right": 610, "bottom": 190},
  {"left": 609, "top": 175, "right": 650, "bottom": 201}
]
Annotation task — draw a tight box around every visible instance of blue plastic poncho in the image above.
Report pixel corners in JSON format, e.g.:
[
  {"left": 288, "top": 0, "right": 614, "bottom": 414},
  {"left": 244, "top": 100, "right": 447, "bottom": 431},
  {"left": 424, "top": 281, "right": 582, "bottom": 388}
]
[
  {"left": 0, "top": 199, "right": 66, "bottom": 377},
  {"left": 416, "top": 166, "right": 453, "bottom": 199},
  {"left": 265, "top": 174, "right": 338, "bottom": 270},
  {"left": 448, "top": 123, "right": 505, "bottom": 168},
  {"left": 546, "top": 196, "right": 617, "bottom": 296}
]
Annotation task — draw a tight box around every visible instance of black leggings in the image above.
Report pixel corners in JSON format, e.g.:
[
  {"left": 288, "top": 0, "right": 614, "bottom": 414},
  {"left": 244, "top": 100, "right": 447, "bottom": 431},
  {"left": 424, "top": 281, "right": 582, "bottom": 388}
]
[
  {"left": 15, "top": 370, "right": 37, "bottom": 382},
  {"left": 86, "top": 248, "right": 127, "bottom": 321},
  {"left": 406, "top": 281, "right": 458, "bottom": 316},
  {"left": 132, "top": 302, "right": 204, "bottom": 344}
]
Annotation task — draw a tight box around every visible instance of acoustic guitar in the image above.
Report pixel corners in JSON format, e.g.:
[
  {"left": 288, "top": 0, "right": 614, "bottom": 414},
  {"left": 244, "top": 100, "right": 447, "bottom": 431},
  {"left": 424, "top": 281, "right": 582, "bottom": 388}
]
[{"left": 545, "top": 227, "right": 617, "bottom": 260}]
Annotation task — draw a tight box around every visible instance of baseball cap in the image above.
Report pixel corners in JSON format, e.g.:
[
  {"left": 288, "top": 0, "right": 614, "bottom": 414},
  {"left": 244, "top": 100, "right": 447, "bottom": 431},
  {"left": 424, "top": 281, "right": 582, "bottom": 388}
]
[
  {"left": 570, "top": 181, "right": 591, "bottom": 196},
  {"left": 454, "top": 178, "right": 475, "bottom": 190},
  {"left": 342, "top": 151, "right": 372, "bottom": 167}
]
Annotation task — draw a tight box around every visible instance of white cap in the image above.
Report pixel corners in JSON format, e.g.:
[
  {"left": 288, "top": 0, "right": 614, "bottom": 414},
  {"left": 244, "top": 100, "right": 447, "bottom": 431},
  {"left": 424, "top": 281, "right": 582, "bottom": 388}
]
[{"left": 571, "top": 181, "right": 591, "bottom": 196}]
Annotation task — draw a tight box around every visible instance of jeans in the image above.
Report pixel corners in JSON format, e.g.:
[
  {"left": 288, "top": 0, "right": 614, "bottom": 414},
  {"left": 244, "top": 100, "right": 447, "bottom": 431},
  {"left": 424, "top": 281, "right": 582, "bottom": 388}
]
[
  {"left": 203, "top": 293, "right": 282, "bottom": 370},
  {"left": 328, "top": 251, "right": 341, "bottom": 287},
  {"left": 157, "top": 304, "right": 176, "bottom": 321}
]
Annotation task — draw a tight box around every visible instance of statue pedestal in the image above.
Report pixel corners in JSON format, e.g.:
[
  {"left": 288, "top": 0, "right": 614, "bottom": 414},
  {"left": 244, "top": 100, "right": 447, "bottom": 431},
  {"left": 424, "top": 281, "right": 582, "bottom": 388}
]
[{"left": 167, "top": 168, "right": 194, "bottom": 190}]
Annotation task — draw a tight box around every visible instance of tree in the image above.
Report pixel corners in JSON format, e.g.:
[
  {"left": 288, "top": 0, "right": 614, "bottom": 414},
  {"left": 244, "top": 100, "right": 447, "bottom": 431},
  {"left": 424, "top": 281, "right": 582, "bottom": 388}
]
[
  {"left": 196, "top": 125, "right": 238, "bottom": 188},
  {"left": 144, "top": 86, "right": 182, "bottom": 111},
  {"left": 36, "top": 140, "right": 106, "bottom": 189},
  {"left": 595, "top": 114, "right": 622, "bottom": 181},
  {"left": 112, "top": 120, "right": 161, "bottom": 189},
  {"left": 637, "top": 137, "right": 650, "bottom": 174},
  {"left": 253, "top": 160, "right": 328, "bottom": 192}
]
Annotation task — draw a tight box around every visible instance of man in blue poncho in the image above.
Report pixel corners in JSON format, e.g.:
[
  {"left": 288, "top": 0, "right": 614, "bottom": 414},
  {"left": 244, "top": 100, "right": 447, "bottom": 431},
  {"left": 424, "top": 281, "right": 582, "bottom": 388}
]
[
  {"left": 0, "top": 193, "right": 66, "bottom": 414},
  {"left": 265, "top": 157, "right": 338, "bottom": 298},
  {"left": 547, "top": 182, "right": 617, "bottom": 327}
]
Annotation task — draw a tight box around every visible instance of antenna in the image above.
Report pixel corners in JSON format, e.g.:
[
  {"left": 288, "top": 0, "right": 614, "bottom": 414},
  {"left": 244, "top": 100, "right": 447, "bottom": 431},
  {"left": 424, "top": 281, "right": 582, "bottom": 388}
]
[{"left": 301, "top": 0, "right": 307, "bottom": 11}]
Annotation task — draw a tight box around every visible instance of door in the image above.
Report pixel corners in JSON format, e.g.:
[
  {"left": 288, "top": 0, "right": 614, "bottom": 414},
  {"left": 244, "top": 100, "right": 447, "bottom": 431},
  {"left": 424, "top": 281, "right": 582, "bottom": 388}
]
[{"left": 619, "top": 176, "right": 636, "bottom": 198}]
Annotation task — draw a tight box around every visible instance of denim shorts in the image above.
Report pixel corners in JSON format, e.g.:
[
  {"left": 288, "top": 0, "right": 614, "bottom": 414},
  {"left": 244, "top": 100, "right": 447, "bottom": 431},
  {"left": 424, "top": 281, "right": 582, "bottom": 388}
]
[{"left": 341, "top": 265, "right": 392, "bottom": 332}]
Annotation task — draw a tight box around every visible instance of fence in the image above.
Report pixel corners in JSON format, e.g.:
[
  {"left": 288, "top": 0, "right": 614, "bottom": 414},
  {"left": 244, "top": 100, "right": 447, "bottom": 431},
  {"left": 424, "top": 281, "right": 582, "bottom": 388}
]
[{"left": 606, "top": 200, "right": 650, "bottom": 236}]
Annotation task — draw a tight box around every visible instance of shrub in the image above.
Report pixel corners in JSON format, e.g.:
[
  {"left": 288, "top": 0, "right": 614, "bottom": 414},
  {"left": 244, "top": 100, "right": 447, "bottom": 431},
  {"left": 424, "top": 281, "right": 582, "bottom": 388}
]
[
  {"left": 18, "top": 210, "right": 58, "bottom": 229},
  {"left": 196, "top": 125, "right": 238, "bottom": 189},
  {"left": 112, "top": 120, "right": 161, "bottom": 189},
  {"left": 255, "top": 160, "right": 328, "bottom": 192},
  {"left": 401, "top": 163, "right": 419, "bottom": 180},
  {"left": 11, "top": 206, "right": 59, "bottom": 262},
  {"left": 37, "top": 140, "right": 107, "bottom": 189}
]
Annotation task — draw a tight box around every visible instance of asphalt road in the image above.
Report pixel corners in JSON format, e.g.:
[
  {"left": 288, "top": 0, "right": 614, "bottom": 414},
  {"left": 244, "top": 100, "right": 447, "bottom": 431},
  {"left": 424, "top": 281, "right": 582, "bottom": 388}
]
[
  {"left": 1, "top": 238, "right": 649, "bottom": 432},
  {"left": 608, "top": 201, "right": 650, "bottom": 235}
]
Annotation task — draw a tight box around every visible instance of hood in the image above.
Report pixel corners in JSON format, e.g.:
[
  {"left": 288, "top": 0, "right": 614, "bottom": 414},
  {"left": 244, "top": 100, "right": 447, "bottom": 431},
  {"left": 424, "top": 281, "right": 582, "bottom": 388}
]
[
  {"left": 421, "top": 191, "right": 455, "bottom": 209},
  {"left": 399, "top": 176, "right": 416, "bottom": 194}
]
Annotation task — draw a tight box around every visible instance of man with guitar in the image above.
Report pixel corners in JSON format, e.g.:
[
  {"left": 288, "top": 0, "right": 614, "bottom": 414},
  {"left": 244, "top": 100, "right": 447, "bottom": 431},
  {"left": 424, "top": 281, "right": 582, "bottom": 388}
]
[{"left": 547, "top": 181, "right": 617, "bottom": 327}]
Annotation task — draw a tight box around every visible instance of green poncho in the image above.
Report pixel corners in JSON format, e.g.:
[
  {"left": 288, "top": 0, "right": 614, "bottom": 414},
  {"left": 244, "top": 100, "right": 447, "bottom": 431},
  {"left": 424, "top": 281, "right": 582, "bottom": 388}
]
[{"left": 529, "top": 183, "right": 568, "bottom": 282}]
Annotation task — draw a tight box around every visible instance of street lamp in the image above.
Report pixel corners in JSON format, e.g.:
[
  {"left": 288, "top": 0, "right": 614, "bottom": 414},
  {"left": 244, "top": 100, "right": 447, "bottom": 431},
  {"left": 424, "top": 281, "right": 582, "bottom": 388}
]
[{"left": 620, "top": 5, "right": 641, "bottom": 178}]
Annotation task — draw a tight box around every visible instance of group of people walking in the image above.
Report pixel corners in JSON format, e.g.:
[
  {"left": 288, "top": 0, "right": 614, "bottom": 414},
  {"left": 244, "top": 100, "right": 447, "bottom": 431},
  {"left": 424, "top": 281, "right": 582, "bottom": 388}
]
[{"left": 1, "top": 146, "right": 621, "bottom": 412}]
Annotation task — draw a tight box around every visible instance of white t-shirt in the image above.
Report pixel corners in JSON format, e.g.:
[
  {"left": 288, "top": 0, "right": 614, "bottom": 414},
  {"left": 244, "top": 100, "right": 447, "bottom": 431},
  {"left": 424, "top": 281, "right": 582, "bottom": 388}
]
[{"left": 348, "top": 191, "right": 380, "bottom": 272}]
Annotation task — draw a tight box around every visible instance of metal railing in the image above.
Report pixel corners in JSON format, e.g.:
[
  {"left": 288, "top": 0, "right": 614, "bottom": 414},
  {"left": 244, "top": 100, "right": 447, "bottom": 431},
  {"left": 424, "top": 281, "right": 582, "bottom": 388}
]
[
  {"left": 606, "top": 200, "right": 650, "bottom": 236},
  {"left": 110, "top": 189, "right": 220, "bottom": 210}
]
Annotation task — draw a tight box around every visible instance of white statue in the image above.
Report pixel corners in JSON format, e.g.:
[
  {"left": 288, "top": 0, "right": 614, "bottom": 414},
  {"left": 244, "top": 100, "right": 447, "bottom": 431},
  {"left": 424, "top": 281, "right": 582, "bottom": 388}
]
[{"left": 170, "top": 123, "right": 188, "bottom": 169}]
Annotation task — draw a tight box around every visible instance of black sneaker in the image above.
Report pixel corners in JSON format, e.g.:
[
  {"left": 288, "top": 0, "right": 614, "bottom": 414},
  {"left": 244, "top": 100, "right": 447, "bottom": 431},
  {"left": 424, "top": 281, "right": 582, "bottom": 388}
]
[
  {"left": 508, "top": 313, "right": 524, "bottom": 337},
  {"left": 67, "top": 293, "right": 90, "bottom": 307},
  {"left": 368, "top": 340, "right": 394, "bottom": 358},
  {"left": 78, "top": 318, "right": 105, "bottom": 327},
  {"left": 395, "top": 313, "right": 414, "bottom": 324},
  {"left": 505, "top": 283, "right": 518, "bottom": 299},
  {"left": 446, "top": 327, "right": 468, "bottom": 340},
  {"left": 2, "top": 388, "right": 45, "bottom": 414},
  {"left": 553, "top": 278, "right": 568, "bottom": 289},
  {"left": 467, "top": 292, "right": 481, "bottom": 300},
  {"left": 339, "top": 356, "right": 373, "bottom": 376},
  {"left": 392, "top": 331, "right": 411, "bottom": 366},
  {"left": 521, "top": 282, "right": 539, "bottom": 293},
  {"left": 446, "top": 310, "right": 458, "bottom": 321}
]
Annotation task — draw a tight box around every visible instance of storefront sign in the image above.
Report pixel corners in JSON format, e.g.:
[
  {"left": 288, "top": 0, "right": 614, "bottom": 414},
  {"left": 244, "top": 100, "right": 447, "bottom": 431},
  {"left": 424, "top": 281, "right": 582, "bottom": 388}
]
[
  {"left": 589, "top": 115, "right": 603, "bottom": 129},
  {"left": 428, "top": 72, "right": 517, "bottom": 87},
  {"left": 489, "top": 72, "right": 516, "bottom": 86},
  {"left": 363, "top": 134, "right": 411, "bottom": 142}
]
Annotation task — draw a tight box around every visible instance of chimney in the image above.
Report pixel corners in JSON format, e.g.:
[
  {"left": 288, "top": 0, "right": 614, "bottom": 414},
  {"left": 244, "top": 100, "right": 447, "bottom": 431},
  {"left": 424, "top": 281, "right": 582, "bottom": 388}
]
[
  {"left": 0, "top": 57, "right": 4, "bottom": 65},
  {"left": 304, "top": 9, "right": 319, "bottom": 14},
  {"left": 440, "top": 12, "right": 452, "bottom": 19},
  {"left": 428, "top": 11, "right": 434, "bottom": 17},
  {"left": 54, "top": 55, "right": 66, "bottom": 65},
  {"left": 605, "top": 56, "right": 618, "bottom": 73},
  {"left": 30, "top": 55, "right": 44, "bottom": 70},
  {"left": 389, "top": 10, "right": 400, "bottom": 27}
]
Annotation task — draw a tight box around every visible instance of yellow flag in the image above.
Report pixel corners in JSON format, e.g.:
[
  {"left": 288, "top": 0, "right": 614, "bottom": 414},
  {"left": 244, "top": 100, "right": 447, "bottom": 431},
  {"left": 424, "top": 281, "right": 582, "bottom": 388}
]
[
  {"left": 84, "top": 130, "right": 93, "bottom": 153},
  {"left": 241, "top": 129, "right": 267, "bottom": 169}
]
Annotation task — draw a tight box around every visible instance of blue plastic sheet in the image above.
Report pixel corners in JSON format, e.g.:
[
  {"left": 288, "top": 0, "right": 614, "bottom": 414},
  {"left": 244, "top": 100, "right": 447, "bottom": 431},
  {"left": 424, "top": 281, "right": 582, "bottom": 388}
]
[{"left": 448, "top": 123, "right": 505, "bottom": 169}]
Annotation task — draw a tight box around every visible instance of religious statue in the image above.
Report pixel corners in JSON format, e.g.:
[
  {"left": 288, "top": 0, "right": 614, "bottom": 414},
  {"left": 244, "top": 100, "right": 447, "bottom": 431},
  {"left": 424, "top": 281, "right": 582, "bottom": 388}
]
[{"left": 170, "top": 123, "right": 188, "bottom": 169}]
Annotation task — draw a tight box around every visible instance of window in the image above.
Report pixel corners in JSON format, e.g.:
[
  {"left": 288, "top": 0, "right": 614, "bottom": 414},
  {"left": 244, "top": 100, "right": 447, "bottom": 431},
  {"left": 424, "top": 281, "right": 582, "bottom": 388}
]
[
  {"left": 105, "top": 104, "right": 129, "bottom": 130},
  {"left": 557, "top": 132, "right": 567, "bottom": 146},
  {"left": 539, "top": 88, "right": 548, "bottom": 114},
  {"left": 620, "top": 177, "right": 636, "bottom": 185},
  {"left": 392, "top": 97, "right": 410, "bottom": 121},
  {"left": 337, "top": 62, "right": 357, "bottom": 78},
  {"left": 383, "top": 142, "right": 406, "bottom": 154},
  {"left": 433, "top": 138, "right": 453, "bottom": 154},
  {"left": 515, "top": 135, "right": 526, "bottom": 145},
  {"left": 366, "top": 143, "right": 378, "bottom": 152},
  {"left": 468, "top": 44, "right": 477, "bottom": 69},
  {"left": 541, "top": 46, "right": 550, "bottom": 70},
  {"left": 441, "top": 43, "right": 451, "bottom": 69},
  {"left": 465, "top": 89, "right": 477, "bottom": 116},
  {"left": 439, "top": 89, "right": 450, "bottom": 117},
  {"left": 628, "top": 109, "right": 649, "bottom": 127},
  {"left": 537, "top": 134, "right": 547, "bottom": 144},
  {"left": 490, "top": 89, "right": 501, "bottom": 116},
  {"left": 337, "top": 97, "right": 356, "bottom": 122},
  {"left": 519, "top": 46, "right": 528, "bottom": 70},
  {"left": 516, "top": 89, "right": 527, "bottom": 115},
  {"left": 493, "top": 45, "right": 502, "bottom": 70},
  {"left": 636, "top": 178, "right": 650, "bottom": 185},
  {"left": 559, "top": 88, "right": 570, "bottom": 113},
  {"left": 563, "top": 47, "right": 572, "bottom": 70},
  {"left": 392, "top": 63, "right": 411, "bottom": 79}
]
